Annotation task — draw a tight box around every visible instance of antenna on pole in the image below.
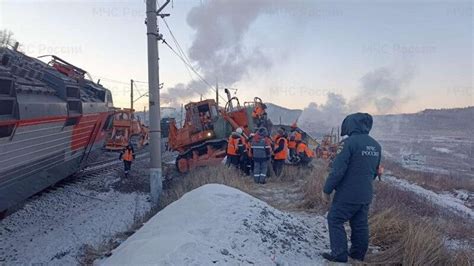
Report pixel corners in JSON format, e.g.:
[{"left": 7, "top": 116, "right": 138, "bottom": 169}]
[{"left": 146, "top": 0, "right": 170, "bottom": 206}]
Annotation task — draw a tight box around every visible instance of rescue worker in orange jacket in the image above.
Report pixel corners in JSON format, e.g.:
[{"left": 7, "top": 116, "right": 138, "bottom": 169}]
[
  {"left": 226, "top": 127, "right": 245, "bottom": 168},
  {"left": 252, "top": 103, "right": 267, "bottom": 128},
  {"left": 296, "top": 140, "right": 315, "bottom": 167},
  {"left": 272, "top": 128, "right": 288, "bottom": 177},
  {"left": 119, "top": 144, "right": 135, "bottom": 177},
  {"left": 288, "top": 123, "right": 303, "bottom": 162}
]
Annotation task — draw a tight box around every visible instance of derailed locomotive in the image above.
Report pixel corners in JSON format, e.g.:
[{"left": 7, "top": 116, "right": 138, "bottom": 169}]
[{"left": 0, "top": 47, "right": 114, "bottom": 213}]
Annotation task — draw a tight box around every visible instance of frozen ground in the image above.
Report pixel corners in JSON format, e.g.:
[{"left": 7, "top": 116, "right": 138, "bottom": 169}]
[
  {"left": 102, "top": 184, "right": 329, "bottom": 266},
  {"left": 375, "top": 135, "right": 473, "bottom": 179},
  {"left": 0, "top": 154, "right": 152, "bottom": 265},
  {"left": 385, "top": 175, "right": 474, "bottom": 219}
]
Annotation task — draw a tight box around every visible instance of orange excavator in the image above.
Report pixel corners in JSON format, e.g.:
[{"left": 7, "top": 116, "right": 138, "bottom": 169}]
[
  {"left": 315, "top": 128, "right": 340, "bottom": 160},
  {"left": 168, "top": 90, "right": 271, "bottom": 173},
  {"left": 105, "top": 108, "right": 149, "bottom": 151}
]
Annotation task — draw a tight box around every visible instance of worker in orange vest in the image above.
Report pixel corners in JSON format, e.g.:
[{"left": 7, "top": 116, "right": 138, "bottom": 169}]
[
  {"left": 288, "top": 123, "right": 303, "bottom": 162},
  {"left": 252, "top": 103, "right": 267, "bottom": 127},
  {"left": 296, "top": 140, "right": 315, "bottom": 167},
  {"left": 226, "top": 127, "right": 246, "bottom": 168},
  {"left": 272, "top": 128, "right": 288, "bottom": 177},
  {"left": 119, "top": 144, "right": 135, "bottom": 177}
]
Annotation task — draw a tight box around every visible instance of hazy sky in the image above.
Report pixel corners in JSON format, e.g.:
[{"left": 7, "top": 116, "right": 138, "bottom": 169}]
[{"left": 1, "top": 0, "right": 472, "bottom": 113}]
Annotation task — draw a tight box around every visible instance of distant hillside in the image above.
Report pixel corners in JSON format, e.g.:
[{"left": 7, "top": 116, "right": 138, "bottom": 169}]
[
  {"left": 372, "top": 106, "right": 474, "bottom": 138},
  {"left": 265, "top": 103, "right": 302, "bottom": 126}
]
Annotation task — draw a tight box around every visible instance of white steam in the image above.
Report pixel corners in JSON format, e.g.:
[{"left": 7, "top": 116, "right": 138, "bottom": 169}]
[
  {"left": 300, "top": 66, "right": 415, "bottom": 133},
  {"left": 162, "top": 0, "right": 320, "bottom": 105}
]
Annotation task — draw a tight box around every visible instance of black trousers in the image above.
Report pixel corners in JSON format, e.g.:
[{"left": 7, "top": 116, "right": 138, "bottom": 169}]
[
  {"left": 272, "top": 159, "right": 285, "bottom": 177},
  {"left": 328, "top": 201, "right": 370, "bottom": 262},
  {"left": 226, "top": 155, "right": 240, "bottom": 168},
  {"left": 123, "top": 160, "right": 132, "bottom": 174},
  {"left": 240, "top": 154, "right": 252, "bottom": 175}
]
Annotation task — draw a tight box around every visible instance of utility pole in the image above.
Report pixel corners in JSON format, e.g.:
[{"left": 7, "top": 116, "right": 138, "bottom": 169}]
[
  {"left": 130, "top": 79, "right": 134, "bottom": 110},
  {"left": 216, "top": 78, "right": 219, "bottom": 107},
  {"left": 180, "top": 104, "right": 184, "bottom": 127},
  {"left": 146, "top": 0, "right": 170, "bottom": 205}
]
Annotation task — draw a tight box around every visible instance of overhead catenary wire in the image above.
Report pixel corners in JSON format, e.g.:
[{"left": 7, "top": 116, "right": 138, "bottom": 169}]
[
  {"left": 162, "top": 18, "right": 194, "bottom": 81},
  {"left": 94, "top": 76, "right": 130, "bottom": 85},
  {"left": 160, "top": 17, "right": 228, "bottom": 103},
  {"left": 161, "top": 38, "right": 227, "bottom": 103},
  {"left": 162, "top": 18, "right": 194, "bottom": 74}
]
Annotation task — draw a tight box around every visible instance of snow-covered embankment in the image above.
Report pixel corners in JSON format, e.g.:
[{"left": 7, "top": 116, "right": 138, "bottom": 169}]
[
  {"left": 102, "top": 184, "right": 328, "bottom": 265},
  {"left": 385, "top": 175, "right": 474, "bottom": 219}
]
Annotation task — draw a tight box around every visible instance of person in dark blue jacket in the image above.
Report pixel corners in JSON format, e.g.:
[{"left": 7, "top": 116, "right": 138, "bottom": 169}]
[{"left": 321, "top": 113, "right": 382, "bottom": 263}]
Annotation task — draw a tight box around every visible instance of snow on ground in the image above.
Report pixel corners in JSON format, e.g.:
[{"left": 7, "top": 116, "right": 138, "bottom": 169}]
[
  {"left": 102, "top": 184, "right": 328, "bottom": 266},
  {"left": 432, "top": 147, "right": 452, "bottom": 154},
  {"left": 384, "top": 175, "right": 474, "bottom": 219},
  {"left": 0, "top": 172, "right": 151, "bottom": 265}
]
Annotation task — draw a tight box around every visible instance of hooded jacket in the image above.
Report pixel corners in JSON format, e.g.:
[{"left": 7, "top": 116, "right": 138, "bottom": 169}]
[{"left": 323, "top": 113, "right": 382, "bottom": 204}]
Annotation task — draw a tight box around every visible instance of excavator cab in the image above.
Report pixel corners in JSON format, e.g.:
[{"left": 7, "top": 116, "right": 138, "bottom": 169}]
[
  {"left": 184, "top": 99, "right": 219, "bottom": 132},
  {"left": 105, "top": 108, "right": 149, "bottom": 151}
]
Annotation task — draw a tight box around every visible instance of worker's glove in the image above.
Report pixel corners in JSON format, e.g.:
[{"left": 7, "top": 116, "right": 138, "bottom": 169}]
[{"left": 322, "top": 191, "right": 331, "bottom": 204}]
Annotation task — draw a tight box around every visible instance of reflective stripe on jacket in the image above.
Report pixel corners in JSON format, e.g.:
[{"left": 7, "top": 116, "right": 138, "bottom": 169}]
[{"left": 251, "top": 136, "right": 271, "bottom": 159}]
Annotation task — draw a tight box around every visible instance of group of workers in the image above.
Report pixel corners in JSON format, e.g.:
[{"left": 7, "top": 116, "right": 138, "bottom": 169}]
[
  {"left": 118, "top": 110, "right": 382, "bottom": 264},
  {"left": 225, "top": 123, "right": 315, "bottom": 184},
  {"left": 232, "top": 112, "right": 383, "bottom": 263}
]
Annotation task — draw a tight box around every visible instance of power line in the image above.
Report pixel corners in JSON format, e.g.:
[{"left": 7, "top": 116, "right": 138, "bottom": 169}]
[
  {"left": 161, "top": 38, "right": 227, "bottom": 102},
  {"left": 160, "top": 17, "right": 228, "bottom": 103},
  {"left": 133, "top": 81, "right": 144, "bottom": 98},
  {"left": 162, "top": 19, "right": 193, "bottom": 81},
  {"left": 162, "top": 18, "right": 194, "bottom": 78},
  {"left": 95, "top": 76, "right": 130, "bottom": 85}
]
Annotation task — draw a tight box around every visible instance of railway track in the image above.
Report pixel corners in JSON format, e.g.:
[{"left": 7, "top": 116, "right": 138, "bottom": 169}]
[
  {"left": 81, "top": 150, "right": 150, "bottom": 174},
  {"left": 1, "top": 146, "right": 177, "bottom": 221},
  {"left": 0, "top": 149, "right": 164, "bottom": 219},
  {"left": 0, "top": 153, "right": 156, "bottom": 264}
]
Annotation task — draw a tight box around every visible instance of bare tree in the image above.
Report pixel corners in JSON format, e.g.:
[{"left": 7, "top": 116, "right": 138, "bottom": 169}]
[{"left": 0, "top": 29, "right": 16, "bottom": 47}]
